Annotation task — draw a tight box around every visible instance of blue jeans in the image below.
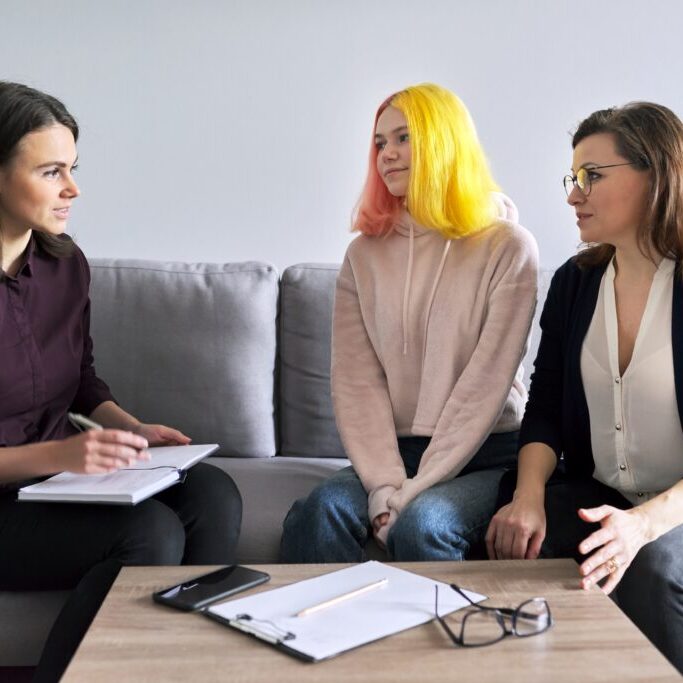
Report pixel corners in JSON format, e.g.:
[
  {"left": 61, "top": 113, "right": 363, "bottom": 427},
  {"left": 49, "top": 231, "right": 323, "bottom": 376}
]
[{"left": 280, "top": 431, "right": 518, "bottom": 562}]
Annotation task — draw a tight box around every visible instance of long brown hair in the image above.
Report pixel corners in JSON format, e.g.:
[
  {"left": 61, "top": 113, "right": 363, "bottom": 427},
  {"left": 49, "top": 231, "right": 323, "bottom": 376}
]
[
  {"left": 572, "top": 102, "right": 683, "bottom": 269},
  {"left": 0, "top": 82, "right": 78, "bottom": 276}
]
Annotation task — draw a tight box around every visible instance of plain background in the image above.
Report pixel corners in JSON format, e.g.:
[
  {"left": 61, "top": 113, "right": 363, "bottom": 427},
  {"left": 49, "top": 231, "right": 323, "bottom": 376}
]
[{"left": 2, "top": 0, "right": 682, "bottom": 271}]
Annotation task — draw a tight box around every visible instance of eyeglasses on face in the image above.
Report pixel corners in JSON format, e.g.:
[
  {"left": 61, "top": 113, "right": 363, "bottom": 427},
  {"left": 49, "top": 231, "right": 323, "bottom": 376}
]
[
  {"left": 563, "top": 162, "right": 635, "bottom": 197},
  {"left": 433, "top": 583, "right": 553, "bottom": 647}
]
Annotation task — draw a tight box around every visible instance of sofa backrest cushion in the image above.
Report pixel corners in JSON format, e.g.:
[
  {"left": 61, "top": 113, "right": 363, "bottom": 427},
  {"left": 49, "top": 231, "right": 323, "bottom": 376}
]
[
  {"left": 278, "top": 263, "right": 556, "bottom": 458},
  {"left": 88, "top": 259, "right": 279, "bottom": 457},
  {"left": 278, "top": 264, "right": 345, "bottom": 457}
]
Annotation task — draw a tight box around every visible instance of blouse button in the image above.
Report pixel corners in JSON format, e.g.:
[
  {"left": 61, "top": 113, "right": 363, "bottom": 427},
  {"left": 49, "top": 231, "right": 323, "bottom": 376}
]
[
  {"left": 619, "top": 464, "right": 627, "bottom": 471},
  {"left": 637, "top": 492, "right": 644, "bottom": 497},
  {"left": 615, "top": 377, "right": 621, "bottom": 384},
  {"left": 615, "top": 423, "right": 622, "bottom": 430}
]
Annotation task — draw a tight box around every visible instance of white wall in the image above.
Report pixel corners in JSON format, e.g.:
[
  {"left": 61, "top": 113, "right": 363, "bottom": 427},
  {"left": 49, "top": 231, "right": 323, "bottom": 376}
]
[{"left": 2, "top": 0, "right": 682, "bottom": 270}]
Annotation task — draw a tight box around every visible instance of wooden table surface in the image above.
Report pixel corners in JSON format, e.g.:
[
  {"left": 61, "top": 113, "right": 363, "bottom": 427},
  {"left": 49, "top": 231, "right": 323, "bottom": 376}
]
[{"left": 62, "top": 559, "right": 680, "bottom": 682}]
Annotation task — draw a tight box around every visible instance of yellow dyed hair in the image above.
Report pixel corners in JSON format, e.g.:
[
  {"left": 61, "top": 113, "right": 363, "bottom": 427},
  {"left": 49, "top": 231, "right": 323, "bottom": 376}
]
[{"left": 394, "top": 83, "right": 499, "bottom": 238}]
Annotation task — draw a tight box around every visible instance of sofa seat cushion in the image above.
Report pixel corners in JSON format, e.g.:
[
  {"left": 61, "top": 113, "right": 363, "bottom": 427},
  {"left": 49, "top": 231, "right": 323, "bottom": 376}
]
[{"left": 211, "top": 455, "right": 349, "bottom": 563}]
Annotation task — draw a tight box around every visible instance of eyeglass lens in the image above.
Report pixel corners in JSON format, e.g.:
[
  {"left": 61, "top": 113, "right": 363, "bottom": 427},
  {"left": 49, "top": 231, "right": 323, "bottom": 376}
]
[
  {"left": 564, "top": 168, "right": 590, "bottom": 196},
  {"left": 513, "top": 598, "right": 551, "bottom": 636},
  {"left": 461, "top": 610, "right": 505, "bottom": 646}
]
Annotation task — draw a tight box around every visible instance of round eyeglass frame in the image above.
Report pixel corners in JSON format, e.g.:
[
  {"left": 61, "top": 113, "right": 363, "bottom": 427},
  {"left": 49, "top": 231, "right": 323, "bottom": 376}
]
[{"left": 563, "top": 162, "right": 635, "bottom": 197}]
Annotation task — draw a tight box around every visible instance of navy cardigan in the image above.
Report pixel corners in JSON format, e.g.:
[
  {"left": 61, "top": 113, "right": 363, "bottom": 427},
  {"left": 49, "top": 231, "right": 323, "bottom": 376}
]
[{"left": 519, "top": 256, "right": 683, "bottom": 479}]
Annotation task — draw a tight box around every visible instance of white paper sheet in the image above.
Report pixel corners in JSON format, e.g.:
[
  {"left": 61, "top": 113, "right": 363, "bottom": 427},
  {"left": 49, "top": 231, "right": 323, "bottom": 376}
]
[{"left": 206, "top": 561, "right": 485, "bottom": 661}]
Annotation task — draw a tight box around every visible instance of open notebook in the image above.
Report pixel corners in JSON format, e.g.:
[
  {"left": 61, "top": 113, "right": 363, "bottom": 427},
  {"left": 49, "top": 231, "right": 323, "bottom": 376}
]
[
  {"left": 204, "top": 561, "right": 485, "bottom": 662},
  {"left": 18, "top": 444, "right": 218, "bottom": 505}
]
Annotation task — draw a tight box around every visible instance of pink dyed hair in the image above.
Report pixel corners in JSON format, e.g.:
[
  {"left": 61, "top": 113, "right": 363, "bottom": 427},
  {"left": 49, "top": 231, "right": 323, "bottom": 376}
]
[
  {"left": 353, "top": 94, "right": 403, "bottom": 236},
  {"left": 352, "top": 84, "right": 499, "bottom": 238}
]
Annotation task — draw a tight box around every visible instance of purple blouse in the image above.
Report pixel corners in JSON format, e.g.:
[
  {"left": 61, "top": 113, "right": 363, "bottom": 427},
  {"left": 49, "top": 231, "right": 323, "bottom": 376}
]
[{"left": 0, "top": 236, "right": 115, "bottom": 450}]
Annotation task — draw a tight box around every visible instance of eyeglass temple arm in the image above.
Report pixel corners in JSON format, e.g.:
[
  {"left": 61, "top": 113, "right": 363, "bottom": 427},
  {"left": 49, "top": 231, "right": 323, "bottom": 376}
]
[
  {"left": 449, "top": 584, "right": 544, "bottom": 621},
  {"left": 449, "top": 583, "right": 491, "bottom": 609},
  {"left": 433, "top": 586, "right": 463, "bottom": 645}
]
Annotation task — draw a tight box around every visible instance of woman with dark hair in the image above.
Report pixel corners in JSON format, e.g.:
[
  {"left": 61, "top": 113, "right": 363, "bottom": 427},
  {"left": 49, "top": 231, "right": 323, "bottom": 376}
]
[
  {"left": 280, "top": 83, "right": 538, "bottom": 562},
  {"left": 486, "top": 102, "right": 683, "bottom": 673},
  {"left": 0, "top": 81, "right": 242, "bottom": 679}
]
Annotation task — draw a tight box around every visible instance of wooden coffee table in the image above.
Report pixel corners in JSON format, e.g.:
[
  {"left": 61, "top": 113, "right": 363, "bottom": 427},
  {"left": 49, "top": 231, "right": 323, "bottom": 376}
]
[{"left": 62, "top": 560, "right": 679, "bottom": 682}]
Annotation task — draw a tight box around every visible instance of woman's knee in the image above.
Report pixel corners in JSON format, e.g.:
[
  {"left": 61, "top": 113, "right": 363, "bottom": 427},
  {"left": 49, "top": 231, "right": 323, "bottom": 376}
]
[
  {"left": 112, "top": 502, "right": 185, "bottom": 565},
  {"left": 620, "top": 534, "right": 682, "bottom": 604},
  {"left": 280, "top": 473, "right": 369, "bottom": 562},
  {"left": 181, "top": 464, "right": 242, "bottom": 516},
  {"left": 617, "top": 531, "right": 683, "bottom": 671},
  {"left": 297, "top": 476, "right": 364, "bottom": 526},
  {"left": 282, "top": 473, "right": 367, "bottom": 544},
  {"left": 389, "top": 496, "right": 468, "bottom": 560}
]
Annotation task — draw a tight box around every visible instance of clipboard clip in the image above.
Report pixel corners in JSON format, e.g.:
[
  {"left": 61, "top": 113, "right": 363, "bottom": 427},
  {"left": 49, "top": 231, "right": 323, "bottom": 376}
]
[{"left": 232, "top": 614, "right": 296, "bottom": 644}]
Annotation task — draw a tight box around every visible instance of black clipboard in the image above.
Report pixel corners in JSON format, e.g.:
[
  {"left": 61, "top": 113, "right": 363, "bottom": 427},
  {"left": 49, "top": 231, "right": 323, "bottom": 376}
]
[{"left": 203, "top": 610, "right": 315, "bottom": 662}]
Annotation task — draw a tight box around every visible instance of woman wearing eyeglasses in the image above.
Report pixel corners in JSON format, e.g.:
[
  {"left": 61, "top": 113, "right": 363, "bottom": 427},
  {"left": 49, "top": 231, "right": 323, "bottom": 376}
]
[
  {"left": 280, "top": 83, "right": 538, "bottom": 562},
  {"left": 486, "top": 102, "right": 683, "bottom": 673}
]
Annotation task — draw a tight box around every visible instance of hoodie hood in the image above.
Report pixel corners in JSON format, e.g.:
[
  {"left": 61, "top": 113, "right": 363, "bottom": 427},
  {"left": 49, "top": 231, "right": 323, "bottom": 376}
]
[{"left": 492, "top": 191, "right": 519, "bottom": 223}]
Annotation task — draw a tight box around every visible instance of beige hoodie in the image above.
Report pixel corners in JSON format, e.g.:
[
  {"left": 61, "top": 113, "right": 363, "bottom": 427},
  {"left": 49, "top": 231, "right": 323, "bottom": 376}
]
[{"left": 331, "top": 195, "right": 538, "bottom": 530}]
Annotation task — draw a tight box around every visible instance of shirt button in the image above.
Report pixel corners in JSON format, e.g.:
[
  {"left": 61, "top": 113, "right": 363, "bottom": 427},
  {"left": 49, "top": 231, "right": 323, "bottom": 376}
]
[
  {"left": 615, "top": 423, "right": 622, "bottom": 430},
  {"left": 619, "top": 464, "right": 627, "bottom": 471},
  {"left": 615, "top": 377, "right": 621, "bottom": 384},
  {"left": 637, "top": 492, "right": 644, "bottom": 497}
]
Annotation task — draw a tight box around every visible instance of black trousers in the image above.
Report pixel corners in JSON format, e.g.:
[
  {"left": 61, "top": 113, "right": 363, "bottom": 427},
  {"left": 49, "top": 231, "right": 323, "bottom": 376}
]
[
  {"left": 0, "top": 463, "right": 242, "bottom": 681},
  {"left": 498, "top": 471, "right": 683, "bottom": 674}
]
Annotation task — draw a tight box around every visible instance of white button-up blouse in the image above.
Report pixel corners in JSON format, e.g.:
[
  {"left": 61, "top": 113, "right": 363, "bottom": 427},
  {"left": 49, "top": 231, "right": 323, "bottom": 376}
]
[{"left": 580, "top": 257, "right": 683, "bottom": 505}]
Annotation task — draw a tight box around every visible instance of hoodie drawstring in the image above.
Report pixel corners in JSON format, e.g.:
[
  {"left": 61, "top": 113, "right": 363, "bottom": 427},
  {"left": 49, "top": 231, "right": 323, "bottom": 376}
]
[
  {"left": 422, "top": 240, "right": 451, "bottom": 361},
  {"left": 401, "top": 223, "right": 415, "bottom": 355},
  {"left": 401, "top": 225, "right": 452, "bottom": 356}
]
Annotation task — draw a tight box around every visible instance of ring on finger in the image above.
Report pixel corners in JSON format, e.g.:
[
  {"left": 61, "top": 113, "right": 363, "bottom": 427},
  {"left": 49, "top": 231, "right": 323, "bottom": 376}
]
[{"left": 605, "top": 557, "right": 620, "bottom": 574}]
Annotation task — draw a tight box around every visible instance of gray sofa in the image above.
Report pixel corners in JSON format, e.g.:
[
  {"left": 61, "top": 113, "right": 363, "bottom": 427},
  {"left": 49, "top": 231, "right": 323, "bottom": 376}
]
[{"left": 0, "top": 258, "right": 553, "bottom": 666}]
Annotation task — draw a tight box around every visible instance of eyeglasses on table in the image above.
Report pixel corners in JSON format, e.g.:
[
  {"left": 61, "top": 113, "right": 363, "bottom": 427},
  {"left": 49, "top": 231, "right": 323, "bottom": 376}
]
[{"left": 433, "top": 583, "right": 553, "bottom": 647}]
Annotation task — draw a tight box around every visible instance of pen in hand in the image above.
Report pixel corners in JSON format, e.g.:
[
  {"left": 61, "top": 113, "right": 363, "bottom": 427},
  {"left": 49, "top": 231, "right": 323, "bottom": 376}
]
[
  {"left": 67, "top": 413, "right": 103, "bottom": 432},
  {"left": 67, "top": 412, "right": 150, "bottom": 463},
  {"left": 295, "top": 578, "right": 388, "bottom": 617}
]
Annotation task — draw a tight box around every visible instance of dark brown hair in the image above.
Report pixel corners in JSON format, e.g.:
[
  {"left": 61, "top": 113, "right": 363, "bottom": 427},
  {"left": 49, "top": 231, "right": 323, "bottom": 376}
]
[
  {"left": 573, "top": 102, "right": 683, "bottom": 269},
  {"left": 0, "top": 81, "right": 79, "bottom": 272}
]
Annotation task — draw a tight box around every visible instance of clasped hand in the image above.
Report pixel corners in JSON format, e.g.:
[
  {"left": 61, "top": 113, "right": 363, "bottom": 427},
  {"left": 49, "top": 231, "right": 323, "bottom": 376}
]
[{"left": 372, "top": 511, "right": 393, "bottom": 549}]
